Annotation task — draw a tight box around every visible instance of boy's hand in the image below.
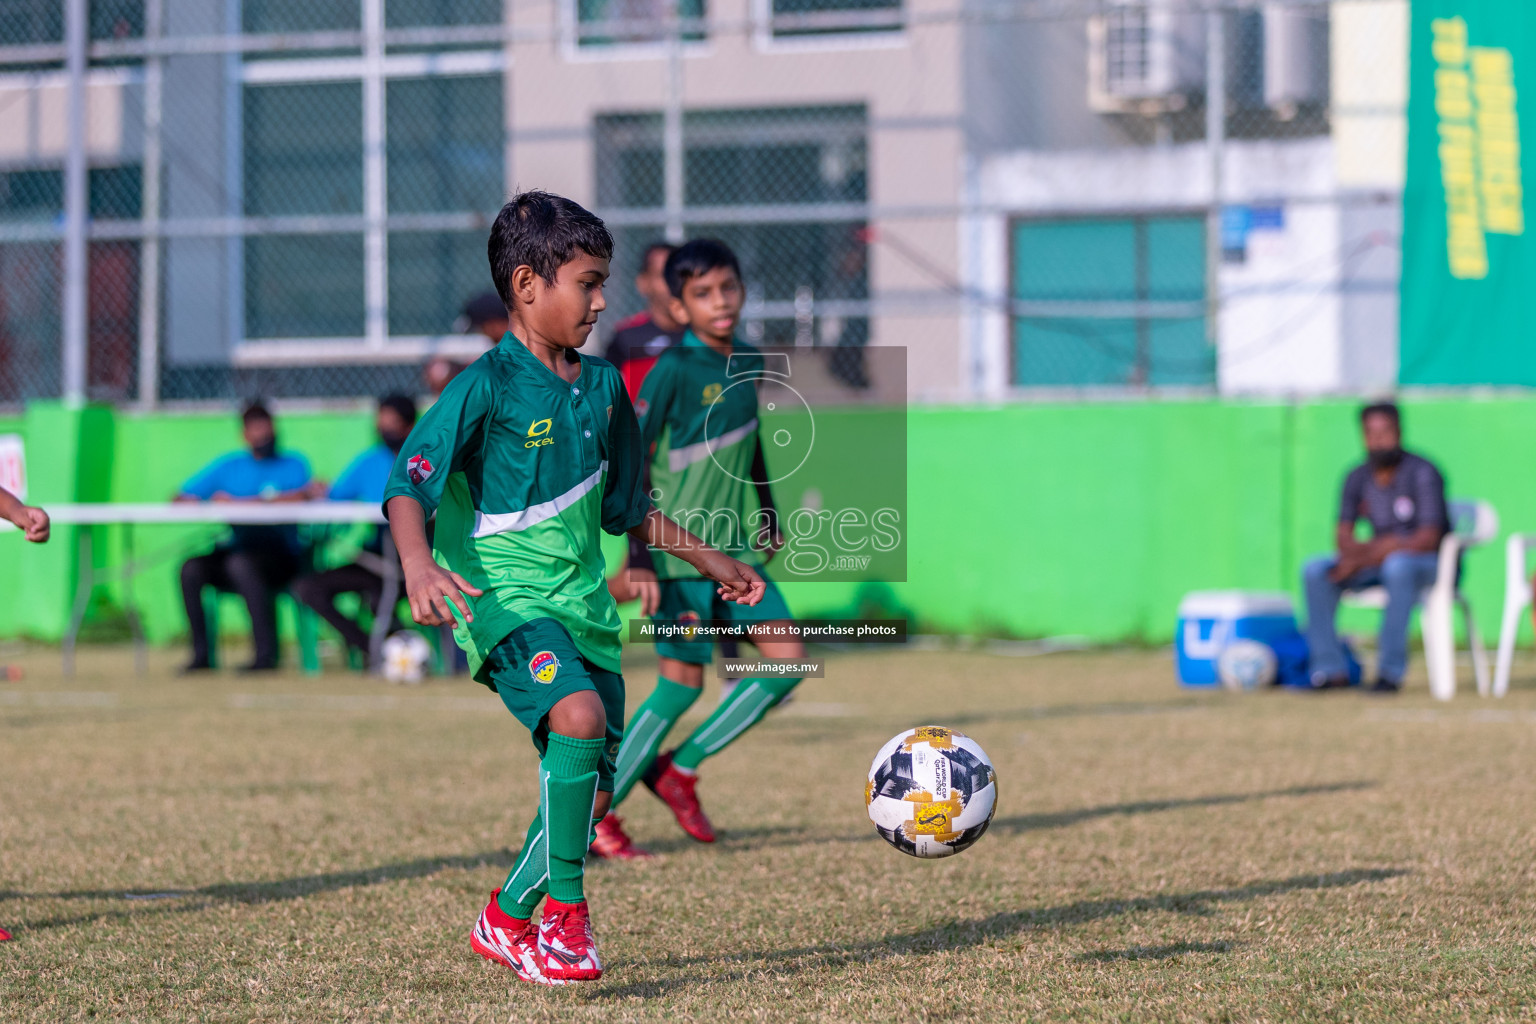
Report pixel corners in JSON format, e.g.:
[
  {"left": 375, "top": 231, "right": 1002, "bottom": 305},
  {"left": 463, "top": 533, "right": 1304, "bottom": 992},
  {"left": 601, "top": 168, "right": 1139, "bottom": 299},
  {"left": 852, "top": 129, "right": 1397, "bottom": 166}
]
[
  {"left": 627, "top": 567, "right": 661, "bottom": 616},
  {"left": 695, "top": 550, "right": 765, "bottom": 606},
  {"left": 402, "top": 555, "right": 484, "bottom": 627},
  {"left": 16, "top": 505, "right": 48, "bottom": 543},
  {"left": 606, "top": 566, "right": 660, "bottom": 616}
]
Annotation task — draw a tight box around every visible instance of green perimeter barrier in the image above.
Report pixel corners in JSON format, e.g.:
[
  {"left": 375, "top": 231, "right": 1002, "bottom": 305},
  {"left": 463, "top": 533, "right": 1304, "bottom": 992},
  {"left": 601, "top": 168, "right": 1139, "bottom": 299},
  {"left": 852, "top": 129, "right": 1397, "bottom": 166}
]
[{"left": 2, "top": 397, "right": 1533, "bottom": 652}]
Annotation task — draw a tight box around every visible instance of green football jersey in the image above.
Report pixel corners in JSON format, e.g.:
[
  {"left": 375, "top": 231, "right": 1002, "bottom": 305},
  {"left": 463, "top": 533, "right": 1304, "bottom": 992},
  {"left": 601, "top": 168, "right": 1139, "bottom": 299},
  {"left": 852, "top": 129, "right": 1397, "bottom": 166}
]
[
  {"left": 637, "top": 331, "right": 767, "bottom": 580},
  {"left": 382, "top": 334, "right": 650, "bottom": 682}
]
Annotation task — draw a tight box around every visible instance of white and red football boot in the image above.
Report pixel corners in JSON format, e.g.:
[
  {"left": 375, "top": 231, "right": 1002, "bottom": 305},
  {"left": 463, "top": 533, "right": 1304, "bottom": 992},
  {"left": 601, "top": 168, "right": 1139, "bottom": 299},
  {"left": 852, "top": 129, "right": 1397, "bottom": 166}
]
[
  {"left": 536, "top": 898, "right": 603, "bottom": 981},
  {"left": 470, "top": 891, "right": 563, "bottom": 986}
]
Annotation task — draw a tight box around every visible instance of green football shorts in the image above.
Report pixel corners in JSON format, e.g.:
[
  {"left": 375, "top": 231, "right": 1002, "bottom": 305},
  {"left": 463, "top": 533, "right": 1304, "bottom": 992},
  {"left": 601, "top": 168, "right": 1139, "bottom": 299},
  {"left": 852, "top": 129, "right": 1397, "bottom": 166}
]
[
  {"left": 483, "top": 617, "right": 625, "bottom": 792},
  {"left": 652, "top": 573, "right": 794, "bottom": 665}
]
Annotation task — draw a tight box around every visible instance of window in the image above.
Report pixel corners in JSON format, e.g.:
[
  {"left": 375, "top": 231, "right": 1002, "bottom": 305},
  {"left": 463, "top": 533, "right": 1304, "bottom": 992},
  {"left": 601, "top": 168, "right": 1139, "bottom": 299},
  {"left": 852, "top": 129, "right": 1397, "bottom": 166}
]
[
  {"left": 766, "top": 0, "right": 901, "bottom": 39},
  {"left": 386, "top": 0, "right": 501, "bottom": 28},
  {"left": 238, "top": 70, "right": 503, "bottom": 341},
  {"left": 595, "top": 105, "right": 868, "bottom": 348},
  {"left": 245, "top": 82, "right": 364, "bottom": 217},
  {"left": 243, "top": 0, "right": 359, "bottom": 34},
  {"left": 575, "top": 0, "right": 704, "bottom": 48},
  {"left": 386, "top": 74, "right": 502, "bottom": 334},
  {"left": 386, "top": 75, "right": 501, "bottom": 215},
  {"left": 1011, "top": 215, "right": 1211, "bottom": 388},
  {"left": 0, "top": 0, "right": 142, "bottom": 45}
]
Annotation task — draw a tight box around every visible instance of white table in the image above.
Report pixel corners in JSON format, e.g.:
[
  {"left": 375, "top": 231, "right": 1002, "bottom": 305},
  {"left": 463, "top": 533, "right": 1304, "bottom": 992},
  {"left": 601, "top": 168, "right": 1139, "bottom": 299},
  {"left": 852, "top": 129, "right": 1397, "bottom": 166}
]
[{"left": 47, "top": 502, "right": 400, "bottom": 675}]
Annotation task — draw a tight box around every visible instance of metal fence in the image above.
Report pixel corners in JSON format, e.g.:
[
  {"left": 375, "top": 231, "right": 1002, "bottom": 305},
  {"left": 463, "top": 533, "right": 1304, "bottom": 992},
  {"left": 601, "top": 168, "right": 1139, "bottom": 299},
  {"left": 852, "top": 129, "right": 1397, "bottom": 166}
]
[{"left": 0, "top": 0, "right": 1406, "bottom": 405}]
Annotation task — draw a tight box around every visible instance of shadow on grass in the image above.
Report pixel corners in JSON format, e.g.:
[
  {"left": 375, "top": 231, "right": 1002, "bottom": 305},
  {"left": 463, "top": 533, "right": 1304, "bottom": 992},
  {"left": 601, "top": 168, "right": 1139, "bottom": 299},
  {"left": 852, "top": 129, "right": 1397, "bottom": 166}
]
[
  {"left": 0, "top": 849, "right": 518, "bottom": 931},
  {"left": 592, "top": 868, "right": 1408, "bottom": 999},
  {"left": 1076, "top": 940, "right": 1237, "bottom": 962},
  {"left": 987, "top": 780, "right": 1375, "bottom": 836},
  {"left": 638, "top": 779, "right": 1377, "bottom": 854}
]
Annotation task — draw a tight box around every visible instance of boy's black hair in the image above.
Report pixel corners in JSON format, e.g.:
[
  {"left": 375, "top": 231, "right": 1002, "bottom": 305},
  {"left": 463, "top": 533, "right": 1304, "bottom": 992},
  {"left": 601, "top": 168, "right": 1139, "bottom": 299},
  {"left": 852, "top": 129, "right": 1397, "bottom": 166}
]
[
  {"left": 1360, "top": 401, "right": 1401, "bottom": 427},
  {"left": 241, "top": 401, "right": 272, "bottom": 425},
  {"left": 664, "top": 238, "right": 742, "bottom": 299},
  {"left": 378, "top": 393, "right": 418, "bottom": 426},
  {"left": 487, "top": 190, "right": 614, "bottom": 307}
]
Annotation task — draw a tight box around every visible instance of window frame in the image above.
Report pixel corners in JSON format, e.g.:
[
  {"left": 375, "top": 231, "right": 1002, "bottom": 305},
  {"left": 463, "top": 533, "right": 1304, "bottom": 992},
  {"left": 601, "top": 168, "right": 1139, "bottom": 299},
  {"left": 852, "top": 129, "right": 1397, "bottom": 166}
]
[
  {"left": 749, "top": 0, "right": 906, "bottom": 55},
  {"left": 1006, "top": 209, "right": 1212, "bottom": 391},
  {"left": 232, "top": 24, "right": 505, "bottom": 361},
  {"left": 558, "top": 0, "right": 714, "bottom": 62}
]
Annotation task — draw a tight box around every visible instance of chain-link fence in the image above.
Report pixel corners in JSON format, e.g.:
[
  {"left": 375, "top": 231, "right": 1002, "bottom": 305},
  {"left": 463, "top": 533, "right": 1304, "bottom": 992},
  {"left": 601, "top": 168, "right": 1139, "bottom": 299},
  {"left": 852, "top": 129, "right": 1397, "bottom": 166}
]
[{"left": 0, "top": 0, "right": 1407, "bottom": 406}]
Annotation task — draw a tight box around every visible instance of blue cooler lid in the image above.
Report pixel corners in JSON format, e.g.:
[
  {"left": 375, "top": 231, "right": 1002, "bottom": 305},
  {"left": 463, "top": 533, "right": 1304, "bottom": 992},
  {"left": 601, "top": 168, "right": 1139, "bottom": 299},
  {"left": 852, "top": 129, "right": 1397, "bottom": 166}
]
[{"left": 1177, "top": 590, "right": 1295, "bottom": 619}]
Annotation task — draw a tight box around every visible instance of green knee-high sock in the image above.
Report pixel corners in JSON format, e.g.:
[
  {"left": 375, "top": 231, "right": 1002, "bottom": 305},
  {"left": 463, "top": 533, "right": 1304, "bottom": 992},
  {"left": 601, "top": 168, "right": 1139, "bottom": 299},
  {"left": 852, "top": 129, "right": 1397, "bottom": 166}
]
[
  {"left": 672, "top": 676, "right": 801, "bottom": 771},
  {"left": 611, "top": 678, "right": 701, "bottom": 806},
  {"left": 497, "top": 810, "right": 548, "bottom": 919},
  {"left": 542, "top": 733, "right": 604, "bottom": 905}
]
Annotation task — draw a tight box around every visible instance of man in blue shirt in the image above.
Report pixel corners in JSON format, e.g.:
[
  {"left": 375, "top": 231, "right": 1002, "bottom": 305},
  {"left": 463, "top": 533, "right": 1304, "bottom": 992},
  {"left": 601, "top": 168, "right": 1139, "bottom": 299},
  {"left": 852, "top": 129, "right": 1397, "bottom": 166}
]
[
  {"left": 176, "top": 402, "right": 314, "bottom": 673},
  {"left": 291, "top": 395, "right": 416, "bottom": 667}
]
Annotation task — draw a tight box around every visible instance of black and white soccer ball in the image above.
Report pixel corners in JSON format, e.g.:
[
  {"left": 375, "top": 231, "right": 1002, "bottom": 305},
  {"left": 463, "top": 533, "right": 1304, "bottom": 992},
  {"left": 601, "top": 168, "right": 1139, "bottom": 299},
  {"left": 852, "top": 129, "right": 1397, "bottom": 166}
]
[{"left": 866, "top": 726, "right": 997, "bottom": 858}]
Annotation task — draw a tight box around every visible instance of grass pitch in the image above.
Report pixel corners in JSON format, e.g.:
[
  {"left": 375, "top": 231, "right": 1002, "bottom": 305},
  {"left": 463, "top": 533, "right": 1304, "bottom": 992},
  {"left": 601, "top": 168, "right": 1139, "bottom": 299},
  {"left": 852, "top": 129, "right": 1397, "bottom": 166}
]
[{"left": 4, "top": 641, "right": 1536, "bottom": 1022}]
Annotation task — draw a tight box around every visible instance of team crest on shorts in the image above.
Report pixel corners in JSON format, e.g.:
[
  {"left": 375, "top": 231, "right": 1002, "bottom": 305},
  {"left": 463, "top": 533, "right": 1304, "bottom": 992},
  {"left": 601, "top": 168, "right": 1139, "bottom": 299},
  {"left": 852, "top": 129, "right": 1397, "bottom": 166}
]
[
  {"left": 676, "top": 609, "right": 702, "bottom": 640},
  {"left": 529, "top": 650, "right": 560, "bottom": 684},
  {"left": 406, "top": 454, "right": 434, "bottom": 484}
]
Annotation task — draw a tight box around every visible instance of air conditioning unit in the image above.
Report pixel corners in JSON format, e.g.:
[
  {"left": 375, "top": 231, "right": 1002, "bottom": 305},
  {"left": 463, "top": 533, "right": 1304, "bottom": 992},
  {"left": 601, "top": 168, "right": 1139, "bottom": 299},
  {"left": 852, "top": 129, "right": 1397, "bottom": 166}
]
[
  {"left": 1088, "top": 2, "right": 1206, "bottom": 113},
  {"left": 1262, "top": 4, "right": 1328, "bottom": 112}
]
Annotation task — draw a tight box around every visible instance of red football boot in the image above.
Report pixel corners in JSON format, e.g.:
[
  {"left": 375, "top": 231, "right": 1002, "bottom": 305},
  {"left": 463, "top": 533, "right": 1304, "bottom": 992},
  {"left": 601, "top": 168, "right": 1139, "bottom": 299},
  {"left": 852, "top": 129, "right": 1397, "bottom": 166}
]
[
  {"left": 643, "top": 751, "right": 716, "bottom": 843},
  {"left": 536, "top": 898, "right": 603, "bottom": 981},
  {"left": 589, "top": 813, "right": 652, "bottom": 860},
  {"left": 470, "top": 891, "right": 563, "bottom": 986},
  {"left": 0, "top": 927, "right": 10, "bottom": 941}
]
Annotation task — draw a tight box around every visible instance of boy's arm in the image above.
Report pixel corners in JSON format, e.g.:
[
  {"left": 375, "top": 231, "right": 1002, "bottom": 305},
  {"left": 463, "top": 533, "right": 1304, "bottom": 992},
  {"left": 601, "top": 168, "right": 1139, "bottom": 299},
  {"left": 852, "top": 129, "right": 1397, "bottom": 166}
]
[
  {"left": 386, "top": 495, "right": 483, "bottom": 626},
  {"left": 749, "top": 434, "right": 782, "bottom": 561},
  {"left": 629, "top": 507, "right": 765, "bottom": 606},
  {"left": 0, "top": 486, "right": 48, "bottom": 543}
]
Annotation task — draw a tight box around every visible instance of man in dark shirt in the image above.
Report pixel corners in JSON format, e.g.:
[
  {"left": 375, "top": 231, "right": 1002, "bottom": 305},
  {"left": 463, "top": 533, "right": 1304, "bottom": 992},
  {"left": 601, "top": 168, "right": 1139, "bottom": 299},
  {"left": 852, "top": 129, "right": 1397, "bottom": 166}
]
[{"left": 1302, "top": 402, "right": 1448, "bottom": 693}]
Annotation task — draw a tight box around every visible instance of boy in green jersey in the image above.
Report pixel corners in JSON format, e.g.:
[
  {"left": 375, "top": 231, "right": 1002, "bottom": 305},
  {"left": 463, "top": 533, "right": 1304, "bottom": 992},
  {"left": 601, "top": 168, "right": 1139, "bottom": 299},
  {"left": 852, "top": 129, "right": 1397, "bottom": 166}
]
[
  {"left": 593, "top": 239, "right": 807, "bottom": 858},
  {"left": 383, "top": 194, "right": 764, "bottom": 985}
]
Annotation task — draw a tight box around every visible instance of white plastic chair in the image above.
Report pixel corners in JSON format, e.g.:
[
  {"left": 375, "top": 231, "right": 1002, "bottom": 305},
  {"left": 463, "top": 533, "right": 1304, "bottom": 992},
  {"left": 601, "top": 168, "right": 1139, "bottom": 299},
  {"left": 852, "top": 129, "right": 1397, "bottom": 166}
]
[
  {"left": 1493, "top": 533, "right": 1536, "bottom": 697},
  {"left": 1341, "top": 499, "right": 1497, "bottom": 700}
]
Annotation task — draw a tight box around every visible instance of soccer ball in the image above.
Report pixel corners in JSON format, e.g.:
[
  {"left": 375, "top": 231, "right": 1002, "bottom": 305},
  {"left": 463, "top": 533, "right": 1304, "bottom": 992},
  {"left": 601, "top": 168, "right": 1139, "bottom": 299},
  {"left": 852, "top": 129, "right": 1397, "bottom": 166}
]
[
  {"left": 866, "top": 726, "right": 997, "bottom": 859},
  {"left": 1216, "top": 639, "right": 1277, "bottom": 691},
  {"left": 381, "top": 631, "right": 432, "bottom": 684}
]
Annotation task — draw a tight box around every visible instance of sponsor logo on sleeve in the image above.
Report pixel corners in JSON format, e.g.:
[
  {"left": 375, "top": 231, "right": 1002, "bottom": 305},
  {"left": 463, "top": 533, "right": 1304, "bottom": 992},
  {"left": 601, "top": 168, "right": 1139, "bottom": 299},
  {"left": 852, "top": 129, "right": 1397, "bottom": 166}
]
[
  {"left": 406, "top": 454, "right": 434, "bottom": 484},
  {"left": 529, "top": 650, "right": 561, "bottom": 684},
  {"left": 634, "top": 398, "right": 649, "bottom": 418}
]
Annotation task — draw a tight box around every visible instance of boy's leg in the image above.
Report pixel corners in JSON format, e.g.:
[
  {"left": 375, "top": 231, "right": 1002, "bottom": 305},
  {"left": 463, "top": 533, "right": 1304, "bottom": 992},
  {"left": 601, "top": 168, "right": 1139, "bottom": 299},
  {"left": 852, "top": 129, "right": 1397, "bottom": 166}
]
[
  {"left": 669, "top": 581, "right": 801, "bottom": 771},
  {"left": 482, "top": 620, "right": 614, "bottom": 980},
  {"left": 606, "top": 579, "right": 711, "bottom": 810},
  {"left": 497, "top": 811, "right": 549, "bottom": 919},
  {"left": 670, "top": 671, "right": 800, "bottom": 771},
  {"left": 610, "top": 671, "right": 701, "bottom": 807}
]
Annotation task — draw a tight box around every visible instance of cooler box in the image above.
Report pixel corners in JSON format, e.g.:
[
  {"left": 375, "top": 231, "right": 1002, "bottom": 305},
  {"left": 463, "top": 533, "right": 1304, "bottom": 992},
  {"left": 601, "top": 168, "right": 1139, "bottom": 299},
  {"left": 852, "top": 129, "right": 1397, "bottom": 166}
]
[{"left": 1176, "top": 591, "right": 1299, "bottom": 687}]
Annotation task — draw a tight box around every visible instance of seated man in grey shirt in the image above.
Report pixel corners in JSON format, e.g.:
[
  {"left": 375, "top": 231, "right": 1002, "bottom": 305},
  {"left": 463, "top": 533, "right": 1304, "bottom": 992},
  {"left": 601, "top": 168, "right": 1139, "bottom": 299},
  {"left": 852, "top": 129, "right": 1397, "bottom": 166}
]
[{"left": 1302, "top": 402, "right": 1448, "bottom": 693}]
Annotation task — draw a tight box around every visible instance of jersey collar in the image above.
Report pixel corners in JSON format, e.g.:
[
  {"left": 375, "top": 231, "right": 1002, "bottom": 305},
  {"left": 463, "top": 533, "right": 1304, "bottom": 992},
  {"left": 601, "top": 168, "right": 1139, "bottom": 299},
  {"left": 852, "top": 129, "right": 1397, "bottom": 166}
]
[{"left": 500, "top": 331, "right": 586, "bottom": 391}]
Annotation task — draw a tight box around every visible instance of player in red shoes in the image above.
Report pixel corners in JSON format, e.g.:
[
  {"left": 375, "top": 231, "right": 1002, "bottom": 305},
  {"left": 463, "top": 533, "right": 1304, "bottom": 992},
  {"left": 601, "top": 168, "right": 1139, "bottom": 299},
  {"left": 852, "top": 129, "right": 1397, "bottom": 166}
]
[{"left": 386, "top": 194, "right": 762, "bottom": 985}]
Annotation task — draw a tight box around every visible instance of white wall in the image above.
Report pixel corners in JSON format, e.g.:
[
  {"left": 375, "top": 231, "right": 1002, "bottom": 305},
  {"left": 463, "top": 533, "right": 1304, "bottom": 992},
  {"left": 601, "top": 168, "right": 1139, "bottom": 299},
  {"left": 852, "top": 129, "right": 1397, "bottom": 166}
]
[{"left": 975, "top": 136, "right": 1401, "bottom": 396}]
